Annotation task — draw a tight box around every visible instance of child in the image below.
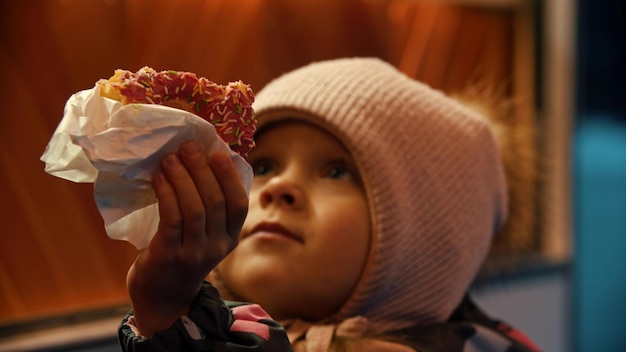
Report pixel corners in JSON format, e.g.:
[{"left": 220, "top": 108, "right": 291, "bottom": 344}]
[{"left": 119, "top": 58, "right": 541, "bottom": 351}]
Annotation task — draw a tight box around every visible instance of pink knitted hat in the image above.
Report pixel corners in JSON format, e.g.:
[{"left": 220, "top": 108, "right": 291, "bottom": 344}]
[{"left": 251, "top": 58, "right": 508, "bottom": 334}]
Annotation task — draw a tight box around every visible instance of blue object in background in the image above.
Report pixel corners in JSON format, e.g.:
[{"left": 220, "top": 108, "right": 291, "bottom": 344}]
[
  {"left": 573, "top": 117, "right": 626, "bottom": 351},
  {"left": 574, "top": 0, "right": 626, "bottom": 348}
]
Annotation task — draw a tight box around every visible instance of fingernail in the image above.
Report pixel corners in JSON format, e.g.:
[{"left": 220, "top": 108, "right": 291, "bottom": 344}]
[
  {"left": 153, "top": 171, "right": 165, "bottom": 184},
  {"left": 181, "top": 141, "right": 202, "bottom": 156},
  {"left": 210, "top": 152, "right": 230, "bottom": 170},
  {"left": 164, "top": 153, "right": 179, "bottom": 166}
]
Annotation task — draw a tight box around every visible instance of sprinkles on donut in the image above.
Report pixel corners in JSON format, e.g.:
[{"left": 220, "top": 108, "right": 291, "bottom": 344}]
[{"left": 98, "top": 66, "right": 256, "bottom": 157}]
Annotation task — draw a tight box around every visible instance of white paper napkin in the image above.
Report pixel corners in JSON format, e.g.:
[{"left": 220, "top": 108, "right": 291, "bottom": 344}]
[{"left": 41, "top": 85, "right": 253, "bottom": 249}]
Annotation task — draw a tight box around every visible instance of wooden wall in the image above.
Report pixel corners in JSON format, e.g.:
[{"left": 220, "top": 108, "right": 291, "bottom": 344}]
[{"left": 0, "top": 0, "right": 524, "bottom": 324}]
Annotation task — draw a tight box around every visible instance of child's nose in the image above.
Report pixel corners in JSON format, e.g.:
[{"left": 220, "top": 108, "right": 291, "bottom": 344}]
[{"left": 259, "top": 175, "right": 305, "bottom": 210}]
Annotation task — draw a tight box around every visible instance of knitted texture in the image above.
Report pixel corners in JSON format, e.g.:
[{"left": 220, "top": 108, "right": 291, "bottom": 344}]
[{"left": 251, "top": 58, "right": 508, "bottom": 334}]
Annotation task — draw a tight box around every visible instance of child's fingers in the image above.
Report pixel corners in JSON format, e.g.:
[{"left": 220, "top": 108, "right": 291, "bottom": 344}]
[
  {"left": 160, "top": 152, "right": 206, "bottom": 242},
  {"left": 152, "top": 170, "right": 184, "bottom": 247},
  {"left": 178, "top": 141, "right": 227, "bottom": 243},
  {"left": 208, "top": 152, "right": 249, "bottom": 239}
]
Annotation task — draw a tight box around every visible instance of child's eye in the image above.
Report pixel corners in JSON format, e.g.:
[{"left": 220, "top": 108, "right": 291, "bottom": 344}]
[
  {"left": 324, "top": 164, "right": 355, "bottom": 181},
  {"left": 251, "top": 160, "right": 274, "bottom": 176}
]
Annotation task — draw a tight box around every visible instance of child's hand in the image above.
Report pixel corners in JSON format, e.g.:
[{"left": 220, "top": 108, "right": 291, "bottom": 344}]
[{"left": 126, "top": 140, "right": 249, "bottom": 337}]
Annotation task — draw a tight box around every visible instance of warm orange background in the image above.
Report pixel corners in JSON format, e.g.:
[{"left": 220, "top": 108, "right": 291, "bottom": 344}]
[{"left": 0, "top": 0, "right": 521, "bottom": 324}]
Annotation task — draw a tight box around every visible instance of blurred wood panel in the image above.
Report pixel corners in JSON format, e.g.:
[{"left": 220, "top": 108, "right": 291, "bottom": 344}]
[{"left": 0, "top": 0, "right": 527, "bottom": 324}]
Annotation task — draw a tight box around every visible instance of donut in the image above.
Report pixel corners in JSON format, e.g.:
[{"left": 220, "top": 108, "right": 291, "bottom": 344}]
[{"left": 97, "top": 66, "right": 256, "bottom": 157}]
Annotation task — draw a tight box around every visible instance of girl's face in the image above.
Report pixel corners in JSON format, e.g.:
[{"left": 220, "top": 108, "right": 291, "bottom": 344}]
[{"left": 217, "top": 120, "right": 371, "bottom": 321}]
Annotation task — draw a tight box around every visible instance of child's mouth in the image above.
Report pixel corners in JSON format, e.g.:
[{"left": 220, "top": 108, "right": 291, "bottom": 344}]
[{"left": 247, "top": 222, "right": 303, "bottom": 243}]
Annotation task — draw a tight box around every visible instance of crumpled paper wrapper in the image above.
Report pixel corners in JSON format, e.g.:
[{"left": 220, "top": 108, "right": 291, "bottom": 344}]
[{"left": 41, "top": 85, "right": 253, "bottom": 249}]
